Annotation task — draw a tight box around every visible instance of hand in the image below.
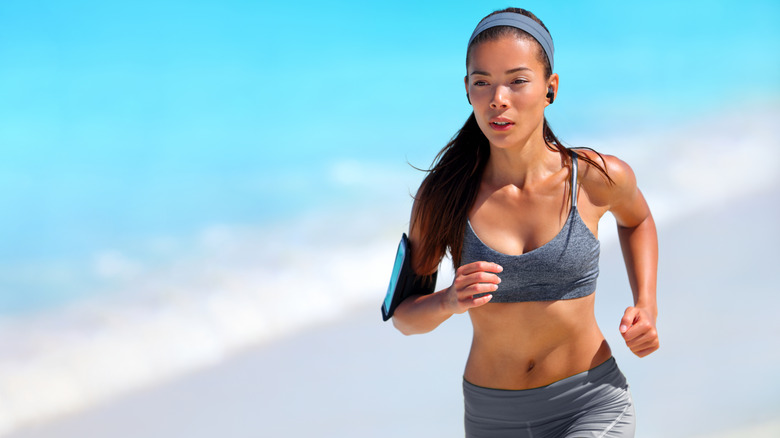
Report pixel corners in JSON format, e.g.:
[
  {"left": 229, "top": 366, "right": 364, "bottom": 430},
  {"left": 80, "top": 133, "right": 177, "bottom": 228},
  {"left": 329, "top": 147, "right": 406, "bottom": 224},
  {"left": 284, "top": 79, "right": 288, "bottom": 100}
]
[
  {"left": 445, "top": 261, "right": 502, "bottom": 314},
  {"left": 619, "top": 306, "right": 659, "bottom": 357}
]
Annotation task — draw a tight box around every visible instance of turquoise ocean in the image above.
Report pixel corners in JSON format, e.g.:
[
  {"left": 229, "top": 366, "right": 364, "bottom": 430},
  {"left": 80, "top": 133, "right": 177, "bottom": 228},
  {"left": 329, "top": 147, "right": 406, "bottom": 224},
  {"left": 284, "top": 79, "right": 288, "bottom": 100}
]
[{"left": 1, "top": 0, "right": 779, "bottom": 435}]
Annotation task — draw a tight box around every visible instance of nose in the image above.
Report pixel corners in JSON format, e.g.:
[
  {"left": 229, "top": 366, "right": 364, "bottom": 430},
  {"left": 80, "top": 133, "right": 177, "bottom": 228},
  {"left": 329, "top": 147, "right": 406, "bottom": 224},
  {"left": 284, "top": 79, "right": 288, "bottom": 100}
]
[{"left": 490, "top": 85, "right": 509, "bottom": 109}]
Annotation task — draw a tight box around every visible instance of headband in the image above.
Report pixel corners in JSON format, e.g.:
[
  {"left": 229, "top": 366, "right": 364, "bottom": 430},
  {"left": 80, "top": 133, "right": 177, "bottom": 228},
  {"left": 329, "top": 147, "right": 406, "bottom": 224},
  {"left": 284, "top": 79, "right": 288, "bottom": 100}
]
[{"left": 467, "top": 12, "right": 555, "bottom": 72}]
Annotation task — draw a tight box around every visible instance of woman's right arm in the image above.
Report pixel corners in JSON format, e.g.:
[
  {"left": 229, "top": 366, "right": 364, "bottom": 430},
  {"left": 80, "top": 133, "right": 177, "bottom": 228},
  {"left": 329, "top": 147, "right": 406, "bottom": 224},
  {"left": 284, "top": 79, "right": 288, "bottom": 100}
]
[
  {"left": 392, "top": 193, "right": 502, "bottom": 335},
  {"left": 391, "top": 204, "right": 503, "bottom": 337},
  {"left": 391, "top": 286, "right": 454, "bottom": 336},
  {"left": 392, "top": 261, "right": 502, "bottom": 335}
]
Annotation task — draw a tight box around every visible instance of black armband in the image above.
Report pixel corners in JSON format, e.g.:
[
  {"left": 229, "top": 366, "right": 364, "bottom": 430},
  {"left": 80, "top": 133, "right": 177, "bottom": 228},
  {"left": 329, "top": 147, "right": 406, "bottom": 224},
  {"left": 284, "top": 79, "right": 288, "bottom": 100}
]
[{"left": 381, "top": 233, "right": 438, "bottom": 321}]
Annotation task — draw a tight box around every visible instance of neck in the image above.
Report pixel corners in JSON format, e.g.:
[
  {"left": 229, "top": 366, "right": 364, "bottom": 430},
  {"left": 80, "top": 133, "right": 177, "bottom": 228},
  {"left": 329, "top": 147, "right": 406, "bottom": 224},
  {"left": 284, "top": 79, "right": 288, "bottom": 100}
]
[{"left": 484, "top": 131, "right": 560, "bottom": 189}]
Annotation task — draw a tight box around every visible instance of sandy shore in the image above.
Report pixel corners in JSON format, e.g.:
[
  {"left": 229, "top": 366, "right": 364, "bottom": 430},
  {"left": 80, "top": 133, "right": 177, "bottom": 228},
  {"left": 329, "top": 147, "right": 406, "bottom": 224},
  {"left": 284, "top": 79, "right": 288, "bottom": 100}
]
[{"left": 7, "top": 183, "right": 780, "bottom": 438}]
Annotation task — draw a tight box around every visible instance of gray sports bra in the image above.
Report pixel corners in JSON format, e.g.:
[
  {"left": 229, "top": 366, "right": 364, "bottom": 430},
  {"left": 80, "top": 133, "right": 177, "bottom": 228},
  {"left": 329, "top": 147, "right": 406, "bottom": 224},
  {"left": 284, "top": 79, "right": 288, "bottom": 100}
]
[{"left": 460, "top": 153, "right": 600, "bottom": 302}]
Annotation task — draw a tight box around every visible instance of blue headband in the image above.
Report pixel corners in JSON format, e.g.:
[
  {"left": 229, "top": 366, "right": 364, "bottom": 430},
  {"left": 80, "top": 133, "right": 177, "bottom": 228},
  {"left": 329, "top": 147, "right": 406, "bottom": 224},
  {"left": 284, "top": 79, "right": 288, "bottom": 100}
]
[{"left": 468, "top": 12, "right": 555, "bottom": 72}]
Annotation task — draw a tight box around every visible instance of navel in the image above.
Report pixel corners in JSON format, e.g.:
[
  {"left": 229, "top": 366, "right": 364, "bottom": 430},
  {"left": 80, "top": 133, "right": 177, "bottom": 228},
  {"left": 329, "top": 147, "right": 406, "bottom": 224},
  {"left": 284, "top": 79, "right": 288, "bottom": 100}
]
[{"left": 526, "top": 360, "right": 535, "bottom": 373}]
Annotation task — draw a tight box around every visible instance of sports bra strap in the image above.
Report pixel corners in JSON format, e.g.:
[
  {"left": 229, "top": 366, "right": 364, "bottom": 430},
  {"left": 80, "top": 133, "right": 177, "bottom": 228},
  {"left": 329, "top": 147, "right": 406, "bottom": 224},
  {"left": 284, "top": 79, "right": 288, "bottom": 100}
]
[{"left": 571, "top": 151, "right": 579, "bottom": 208}]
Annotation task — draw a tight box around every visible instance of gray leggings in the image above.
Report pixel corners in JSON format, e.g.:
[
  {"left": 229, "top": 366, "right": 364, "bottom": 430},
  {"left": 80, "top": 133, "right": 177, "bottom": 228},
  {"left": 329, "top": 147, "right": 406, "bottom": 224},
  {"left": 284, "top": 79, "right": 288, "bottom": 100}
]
[{"left": 463, "top": 358, "right": 635, "bottom": 438}]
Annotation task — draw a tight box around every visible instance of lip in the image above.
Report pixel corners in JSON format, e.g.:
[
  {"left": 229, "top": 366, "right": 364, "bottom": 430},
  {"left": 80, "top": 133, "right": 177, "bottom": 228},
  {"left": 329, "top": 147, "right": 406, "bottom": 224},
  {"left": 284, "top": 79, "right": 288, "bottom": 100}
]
[{"left": 489, "top": 117, "right": 514, "bottom": 131}]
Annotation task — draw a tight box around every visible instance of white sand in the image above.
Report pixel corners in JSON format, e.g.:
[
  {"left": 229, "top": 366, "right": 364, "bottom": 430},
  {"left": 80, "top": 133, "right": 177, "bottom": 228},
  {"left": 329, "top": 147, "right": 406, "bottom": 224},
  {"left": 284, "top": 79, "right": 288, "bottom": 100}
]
[{"left": 7, "top": 184, "right": 780, "bottom": 438}]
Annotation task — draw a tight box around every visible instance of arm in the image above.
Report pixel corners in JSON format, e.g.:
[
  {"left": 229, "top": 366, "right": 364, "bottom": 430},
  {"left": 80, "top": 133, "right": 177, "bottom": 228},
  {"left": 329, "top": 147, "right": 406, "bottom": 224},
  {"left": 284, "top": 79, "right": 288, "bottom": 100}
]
[
  {"left": 618, "top": 212, "right": 658, "bottom": 321},
  {"left": 392, "top": 261, "right": 502, "bottom": 335},
  {"left": 391, "top": 197, "right": 501, "bottom": 335},
  {"left": 391, "top": 286, "right": 454, "bottom": 336},
  {"left": 617, "top": 210, "right": 659, "bottom": 357},
  {"left": 602, "top": 157, "right": 660, "bottom": 357}
]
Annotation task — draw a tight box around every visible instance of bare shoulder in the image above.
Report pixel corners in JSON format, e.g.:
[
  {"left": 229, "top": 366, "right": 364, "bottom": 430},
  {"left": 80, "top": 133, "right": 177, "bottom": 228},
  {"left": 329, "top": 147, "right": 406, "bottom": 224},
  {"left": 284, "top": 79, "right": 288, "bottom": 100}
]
[
  {"left": 573, "top": 148, "right": 638, "bottom": 207},
  {"left": 573, "top": 148, "right": 650, "bottom": 226}
]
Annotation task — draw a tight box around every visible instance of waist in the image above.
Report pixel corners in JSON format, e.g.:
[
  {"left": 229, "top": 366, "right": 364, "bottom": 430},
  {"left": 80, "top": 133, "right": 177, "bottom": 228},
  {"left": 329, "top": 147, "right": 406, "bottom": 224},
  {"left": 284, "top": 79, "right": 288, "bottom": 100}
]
[
  {"left": 465, "top": 297, "right": 611, "bottom": 389},
  {"left": 464, "top": 339, "right": 612, "bottom": 390}
]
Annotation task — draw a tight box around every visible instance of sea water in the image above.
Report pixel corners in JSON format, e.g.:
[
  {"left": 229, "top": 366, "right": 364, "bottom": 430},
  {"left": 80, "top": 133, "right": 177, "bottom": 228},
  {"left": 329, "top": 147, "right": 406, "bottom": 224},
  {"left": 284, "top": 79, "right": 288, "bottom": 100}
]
[{"left": 0, "top": 0, "right": 778, "bottom": 434}]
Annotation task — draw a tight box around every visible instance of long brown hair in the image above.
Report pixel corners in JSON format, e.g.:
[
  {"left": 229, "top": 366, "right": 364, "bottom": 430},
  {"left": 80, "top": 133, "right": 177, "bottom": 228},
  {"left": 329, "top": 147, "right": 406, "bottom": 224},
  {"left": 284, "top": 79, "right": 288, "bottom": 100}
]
[{"left": 411, "top": 8, "right": 613, "bottom": 276}]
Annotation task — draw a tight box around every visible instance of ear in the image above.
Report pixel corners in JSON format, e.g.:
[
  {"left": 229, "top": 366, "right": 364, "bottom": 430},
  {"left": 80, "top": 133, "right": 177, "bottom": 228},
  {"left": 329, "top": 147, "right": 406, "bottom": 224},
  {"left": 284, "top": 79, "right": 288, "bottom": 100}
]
[
  {"left": 464, "top": 75, "right": 472, "bottom": 105},
  {"left": 545, "top": 73, "right": 559, "bottom": 107}
]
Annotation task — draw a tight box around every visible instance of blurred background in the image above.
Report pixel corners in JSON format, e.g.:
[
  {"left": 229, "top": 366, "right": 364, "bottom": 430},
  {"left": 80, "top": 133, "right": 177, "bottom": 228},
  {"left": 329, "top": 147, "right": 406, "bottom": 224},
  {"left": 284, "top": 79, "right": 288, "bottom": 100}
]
[{"left": 1, "top": 0, "right": 778, "bottom": 437}]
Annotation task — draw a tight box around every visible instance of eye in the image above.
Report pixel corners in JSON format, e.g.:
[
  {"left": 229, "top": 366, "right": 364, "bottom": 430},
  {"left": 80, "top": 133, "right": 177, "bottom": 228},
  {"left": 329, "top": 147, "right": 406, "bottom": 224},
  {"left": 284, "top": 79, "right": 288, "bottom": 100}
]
[
  {"left": 511, "top": 78, "right": 528, "bottom": 85},
  {"left": 472, "top": 80, "right": 488, "bottom": 86}
]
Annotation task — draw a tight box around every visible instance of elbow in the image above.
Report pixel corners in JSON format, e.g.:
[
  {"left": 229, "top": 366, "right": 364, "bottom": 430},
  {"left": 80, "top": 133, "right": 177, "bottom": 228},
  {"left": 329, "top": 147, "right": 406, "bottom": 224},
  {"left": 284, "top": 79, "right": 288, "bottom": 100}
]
[
  {"left": 392, "top": 316, "right": 421, "bottom": 336},
  {"left": 391, "top": 310, "right": 432, "bottom": 336},
  {"left": 389, "top": 294, "right": 445, "bottom": 336}
]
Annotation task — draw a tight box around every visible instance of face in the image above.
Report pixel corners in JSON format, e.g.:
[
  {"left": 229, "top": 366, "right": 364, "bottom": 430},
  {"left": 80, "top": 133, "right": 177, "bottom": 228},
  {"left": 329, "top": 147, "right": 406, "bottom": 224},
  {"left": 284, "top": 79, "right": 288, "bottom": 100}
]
[{"left": 465, "top": 35, "right": 558, "bottom": 150}]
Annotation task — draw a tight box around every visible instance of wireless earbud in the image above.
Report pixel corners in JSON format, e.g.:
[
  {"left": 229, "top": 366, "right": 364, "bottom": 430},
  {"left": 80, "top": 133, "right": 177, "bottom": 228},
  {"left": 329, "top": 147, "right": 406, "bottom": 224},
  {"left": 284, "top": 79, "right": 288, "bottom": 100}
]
[{"left": 546, "top": 86, "right": 555, "bottom": 104}]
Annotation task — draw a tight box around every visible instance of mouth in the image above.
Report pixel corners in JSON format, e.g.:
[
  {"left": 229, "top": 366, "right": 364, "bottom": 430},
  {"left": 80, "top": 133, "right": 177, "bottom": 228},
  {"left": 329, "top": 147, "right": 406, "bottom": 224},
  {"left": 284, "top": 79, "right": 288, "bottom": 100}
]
[{"left": 489, "top": 118, "right": 514, "bottom": 131}]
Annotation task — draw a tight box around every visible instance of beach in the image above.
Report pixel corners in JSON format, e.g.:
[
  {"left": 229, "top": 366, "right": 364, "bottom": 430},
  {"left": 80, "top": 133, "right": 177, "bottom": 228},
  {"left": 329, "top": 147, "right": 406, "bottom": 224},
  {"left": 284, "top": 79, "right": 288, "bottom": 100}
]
[
  {"left": 2, "top": 2, "right": 779, "bottom": 437},
  {"left": 6, "top": 182, "right": 780, "bottom": 438}
]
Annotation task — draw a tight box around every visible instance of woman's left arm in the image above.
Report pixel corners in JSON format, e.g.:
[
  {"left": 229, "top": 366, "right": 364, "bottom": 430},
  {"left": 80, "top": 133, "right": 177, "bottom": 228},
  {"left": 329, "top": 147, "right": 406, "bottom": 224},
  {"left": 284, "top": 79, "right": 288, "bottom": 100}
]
[{"left": 603, "top": 156, "right": 660, "bottom": 358}]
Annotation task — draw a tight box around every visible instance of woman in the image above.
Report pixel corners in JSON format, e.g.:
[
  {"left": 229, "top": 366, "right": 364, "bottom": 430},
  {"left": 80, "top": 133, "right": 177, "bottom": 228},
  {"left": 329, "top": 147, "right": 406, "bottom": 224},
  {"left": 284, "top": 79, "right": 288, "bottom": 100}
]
[{"left": 391, "top": 8, "right": 659, "bottom": 438}]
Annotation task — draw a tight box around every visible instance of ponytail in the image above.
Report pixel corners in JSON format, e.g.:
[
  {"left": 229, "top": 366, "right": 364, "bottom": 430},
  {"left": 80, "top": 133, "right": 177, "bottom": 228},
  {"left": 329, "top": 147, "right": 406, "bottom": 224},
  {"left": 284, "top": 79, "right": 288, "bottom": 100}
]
[{"left": 411, "top": 113, "right": 489, "bottom": 275}]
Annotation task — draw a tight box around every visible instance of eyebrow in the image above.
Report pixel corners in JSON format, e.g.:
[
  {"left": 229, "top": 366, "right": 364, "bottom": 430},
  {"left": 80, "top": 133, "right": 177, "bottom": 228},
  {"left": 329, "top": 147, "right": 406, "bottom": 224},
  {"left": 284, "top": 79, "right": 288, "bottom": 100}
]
[{"left": 469, "top": 67, "right": 533, "bottom": 76}]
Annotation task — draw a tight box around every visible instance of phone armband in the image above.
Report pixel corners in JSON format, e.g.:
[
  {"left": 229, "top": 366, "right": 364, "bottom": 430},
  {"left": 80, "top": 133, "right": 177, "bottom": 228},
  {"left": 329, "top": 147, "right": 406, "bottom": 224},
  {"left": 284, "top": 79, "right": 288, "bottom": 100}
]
[{"left": 381, "top": 233, "right": 438, "bottom": 321}]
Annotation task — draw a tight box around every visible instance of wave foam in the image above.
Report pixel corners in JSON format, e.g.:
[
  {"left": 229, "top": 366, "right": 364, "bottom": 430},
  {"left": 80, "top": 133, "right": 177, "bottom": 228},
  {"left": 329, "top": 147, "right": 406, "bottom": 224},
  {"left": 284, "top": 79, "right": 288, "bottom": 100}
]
[{"left": 0, "top": 208, "right": 406, "bottom": 436}]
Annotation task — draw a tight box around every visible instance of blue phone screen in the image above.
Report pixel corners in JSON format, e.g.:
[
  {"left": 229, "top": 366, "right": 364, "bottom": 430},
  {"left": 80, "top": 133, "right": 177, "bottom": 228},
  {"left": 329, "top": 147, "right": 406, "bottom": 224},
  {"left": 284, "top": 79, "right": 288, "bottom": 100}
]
[{"left": 383, "top": 237, "right": 406, "bottom": 311}]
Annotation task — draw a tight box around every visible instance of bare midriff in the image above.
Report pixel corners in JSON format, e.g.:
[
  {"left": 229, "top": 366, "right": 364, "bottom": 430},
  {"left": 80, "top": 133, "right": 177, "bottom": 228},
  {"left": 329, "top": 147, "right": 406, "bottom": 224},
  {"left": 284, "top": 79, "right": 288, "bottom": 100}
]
[{"left": 464, "top": 293, "right": 612, "bottom": 390}]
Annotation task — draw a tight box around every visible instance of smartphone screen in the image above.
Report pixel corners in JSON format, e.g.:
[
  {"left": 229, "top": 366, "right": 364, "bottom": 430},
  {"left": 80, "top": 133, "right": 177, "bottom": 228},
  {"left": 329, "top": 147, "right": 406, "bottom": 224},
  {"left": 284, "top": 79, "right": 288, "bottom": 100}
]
[{"left": 383, "top": 236, "right": 407, "bottom": 312}]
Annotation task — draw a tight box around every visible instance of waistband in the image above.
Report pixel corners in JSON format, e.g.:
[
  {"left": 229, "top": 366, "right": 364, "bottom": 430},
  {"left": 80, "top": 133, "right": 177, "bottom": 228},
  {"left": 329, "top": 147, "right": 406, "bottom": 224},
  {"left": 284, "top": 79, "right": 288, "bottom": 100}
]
[{"left": 463, "top": 357, "right": 627, "bottom": 420}]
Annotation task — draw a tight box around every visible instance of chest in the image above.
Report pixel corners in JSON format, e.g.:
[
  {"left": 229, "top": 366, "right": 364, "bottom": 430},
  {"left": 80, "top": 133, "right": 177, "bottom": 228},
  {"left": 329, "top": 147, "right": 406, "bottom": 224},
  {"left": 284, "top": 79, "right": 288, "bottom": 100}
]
[
  {"left": 468, "top": 184, "right": 572, "bottom": 255},
  {"left": 468, "top": 172, "right": 606, "bottom": 254}
]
